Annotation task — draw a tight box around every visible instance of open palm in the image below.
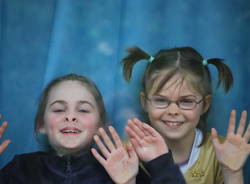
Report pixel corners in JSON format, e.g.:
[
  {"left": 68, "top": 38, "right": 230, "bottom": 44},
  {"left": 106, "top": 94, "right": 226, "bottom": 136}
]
[
  {"left": 211, "top": 110, "right": 250, "bottom": 171},
  {"left": 125, "top": 118, "right": 168, "bottom": 162},
  {"left": 91, "top": 126, "right": 138, "bottom": 184}
]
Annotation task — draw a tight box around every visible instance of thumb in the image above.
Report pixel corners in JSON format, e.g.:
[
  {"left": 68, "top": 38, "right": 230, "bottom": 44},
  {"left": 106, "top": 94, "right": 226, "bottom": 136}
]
[
  {"left": 211, "top": 128, "right": 220, "bottom": 148},
  {"left": 127, "top": 141, "right": 138, "bottom": 161}
]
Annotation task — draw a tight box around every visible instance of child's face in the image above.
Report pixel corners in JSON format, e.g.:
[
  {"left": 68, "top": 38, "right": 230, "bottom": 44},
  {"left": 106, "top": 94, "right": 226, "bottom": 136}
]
[
  {"left": 42, "top": 80, "right": 101, "bottom": 156},
  {"left": 144, "top": 73, "right": 210, "bottom": 142}
]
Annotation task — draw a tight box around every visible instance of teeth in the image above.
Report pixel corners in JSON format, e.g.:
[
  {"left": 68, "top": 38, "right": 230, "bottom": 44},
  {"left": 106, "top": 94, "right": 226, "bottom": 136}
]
[
  {"left": 167, "top": 122, "right": 183, "bottom": 126},
  {"left": 62, "top": 130, "right": 80, "bottom": 133}
]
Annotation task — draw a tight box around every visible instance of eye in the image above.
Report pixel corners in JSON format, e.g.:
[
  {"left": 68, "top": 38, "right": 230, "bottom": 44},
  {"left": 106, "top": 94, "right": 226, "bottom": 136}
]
[
  {"left": 53, "top": 109, "right": 65, "bottom": 113},
  {"left": 179, "top": 99, "right": 195, "bottom": 105},
  {"left": 78, "top": 109, "right": 90, "bottom": 113},
  {"left": 152, "top": 96, "right": 169, "bottom": 104}
]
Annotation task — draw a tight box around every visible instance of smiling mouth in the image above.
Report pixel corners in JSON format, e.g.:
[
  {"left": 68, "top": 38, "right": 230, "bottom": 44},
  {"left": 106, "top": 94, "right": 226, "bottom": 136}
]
[
  {"left": 163, "top": 121, "right": 184, "bottom": 128},
  {"left": 60, "top": 128, "right": 82, "bottom": 135}
]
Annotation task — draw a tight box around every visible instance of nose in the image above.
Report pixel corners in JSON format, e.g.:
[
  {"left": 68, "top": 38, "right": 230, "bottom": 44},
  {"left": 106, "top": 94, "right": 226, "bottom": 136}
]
[
  {"left": 166, "top": 102, "right": 179, "bottom": 116},
  {"left": 65, "top": 114, "right": 78, "bottom": 122}
]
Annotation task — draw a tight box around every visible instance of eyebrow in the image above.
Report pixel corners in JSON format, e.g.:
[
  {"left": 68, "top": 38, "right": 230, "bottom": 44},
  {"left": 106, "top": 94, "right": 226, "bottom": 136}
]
[
  {"left": 178, "top": 95, "right": 197, "bottom": 98},
  {"left": 49, "top": 100, "right": 94, "bottom": 108},
  {"left": 156, "top": 94, "right": 197, "bottom": 98},
  {"left": 49, "top": 100, "right": 66, "bottom": 107},
  {"left": 78, "top": 100, "right": 94, "bottom": 108}
]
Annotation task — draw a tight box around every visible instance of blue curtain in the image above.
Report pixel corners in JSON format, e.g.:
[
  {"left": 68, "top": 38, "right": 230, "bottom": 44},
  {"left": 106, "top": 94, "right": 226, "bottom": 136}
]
[{"left": 0, "top": 0, "right": 249, "bottom": 182}]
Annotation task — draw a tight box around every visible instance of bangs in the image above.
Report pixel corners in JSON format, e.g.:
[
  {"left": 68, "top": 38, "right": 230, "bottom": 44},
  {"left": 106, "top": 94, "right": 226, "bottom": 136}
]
[
  {"left": 145, "top": 68, "right": 181, "bottom": 96},
  {"left": 145, "top": 68, "right": 211, "bottom": 97}
]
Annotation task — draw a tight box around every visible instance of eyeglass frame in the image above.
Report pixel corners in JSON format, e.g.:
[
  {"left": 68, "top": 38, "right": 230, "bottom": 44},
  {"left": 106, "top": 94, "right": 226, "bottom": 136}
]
[{"left": 145, "top": 95, "right": 204, "bottom": 110}]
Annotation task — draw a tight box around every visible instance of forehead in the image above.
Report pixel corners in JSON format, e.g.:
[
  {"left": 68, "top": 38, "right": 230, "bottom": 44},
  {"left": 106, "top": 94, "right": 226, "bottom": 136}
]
[
  {"left": 47, "top": 80, "right": 96, "bottom": 104},
  {"left": 150, "top": 73, "right": 201, "bottom": 97}
]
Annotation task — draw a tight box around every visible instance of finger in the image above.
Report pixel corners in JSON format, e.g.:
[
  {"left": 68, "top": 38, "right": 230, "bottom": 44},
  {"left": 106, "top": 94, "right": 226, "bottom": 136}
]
[
  {"left": 125, "top": 122, "right": 140, "bottom": 139},
  {"left": 227, "top": 110, "right": 236, "bottom": 136},
  {"left": 243, "top": 120, "right": 250, "bottom": 142},
  {"left": 125, "top": 125, "right": 142, "bottom": 144},
  {"left": 0, "top": 140, "right": 11, "bottom": 154},
  {"left": 98, "top": 128, "right": 115, "bottom": 151},
  {"left": 133, "top": 118, "right": 150, "bottom": 136},
  {"left": 127, "top": 119, "right": 145, "bottom": 138},
  {"left": 128, "top": 119, "right": 144, "bottom": 137},
  {"left": 93, "top": 135, "right": 110, "bottom": 158},
  {"left": 125, "top": 125, "right": 145, "bottom": 147},
  {"left": 0, "top": 121, "right": 8, "bottom": 138},
  {"left": 130, "top": 137, "right": 142, "bottom": 150},
  {"left": 211, "top": 128, "right": 220, "bottom": 149},
  {"left": 236, "top": 110, "right": 247, "bottom": 136},
  {"left": 126, "top": 141, "right": 138, "bottom": 162},
  {"left": 142, "top": 123, "right": 159, "bottom": 138},
  {"left": 108, "top": 126, "right": 123, "bottom": 148},
  {"left": 91, "top": 148, "right": 106, "bottom": 166}
]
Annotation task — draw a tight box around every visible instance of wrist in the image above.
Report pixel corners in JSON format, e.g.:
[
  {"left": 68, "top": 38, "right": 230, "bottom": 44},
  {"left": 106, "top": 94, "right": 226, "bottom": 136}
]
[
  {"left": 221, "top": 166, "right": 243, "bottom": 184},
  {"left": 221, "top": 164, "right": 242, "bottom": 173},
  {"left": 147, "top": 150, "right": 169, "bottom": 162},
  {"left": 116, "top": 177, "right": 136, "bottom": 184}
]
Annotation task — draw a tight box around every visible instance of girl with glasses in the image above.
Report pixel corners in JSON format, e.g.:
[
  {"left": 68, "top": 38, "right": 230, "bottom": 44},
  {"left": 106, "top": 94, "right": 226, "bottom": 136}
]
[{"left": 122, "top": 46, "right": 250, "bottom": 184}]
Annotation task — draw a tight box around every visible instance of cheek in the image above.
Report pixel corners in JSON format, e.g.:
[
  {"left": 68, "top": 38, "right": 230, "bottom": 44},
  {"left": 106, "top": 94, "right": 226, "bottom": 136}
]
[
  {"left": 44, "top": 113, "right": 62, "bottom": 131},
  {"left": 184, "top": 109, "right": 202, "bottom": 124},
  {"left": 80, "top": 114, "right": 100, "bottom": 132},
  {"left": 148, "top": 108, "right": 164, "bottom": 123},
  {"left": 83, "top": 121, "right": 99, "bottom": 132}
]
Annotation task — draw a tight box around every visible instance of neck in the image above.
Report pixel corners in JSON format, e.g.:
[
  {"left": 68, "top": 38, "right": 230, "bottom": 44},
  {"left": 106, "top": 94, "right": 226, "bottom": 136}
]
[
  {"left": 55, "top": 146, "right": 91, "bottom": 157},
  {"left": 165, "top": 129, "right": 196, "bottom": 164}
]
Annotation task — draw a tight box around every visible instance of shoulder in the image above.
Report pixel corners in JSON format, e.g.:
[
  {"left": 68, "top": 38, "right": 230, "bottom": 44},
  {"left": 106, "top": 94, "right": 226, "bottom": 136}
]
[
  {"left": 11, "top": 151, "right": 48, "bottom": 162},
  {"left": 2, "top": 151, "right": 48, "bottom": 170},
  {"left": 198, "top": 133, "right": 225, "bottom": 153},
  {"left": 184, "top": 134, "right": 224, "bottom": 183},
  {"left": 203, "top": 134, "right": 224, "bottom": 148},
  {"left": 14, "top": 151, "right": 48, "bottom": 159},
  {"left": 199, "top": 133, "right": 225, "bottom": 162},
  {"left": 0, "top": 151, "right": 48, "bottom": 183}
]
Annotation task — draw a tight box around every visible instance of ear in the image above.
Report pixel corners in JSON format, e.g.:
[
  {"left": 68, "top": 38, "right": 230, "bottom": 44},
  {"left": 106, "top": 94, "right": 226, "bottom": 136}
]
[
  {"left": 202, "top": 95, "right": 211, "bottom": 114},
  {"left": 38, "top": 125, "right": 47, "bottom": 134},
  {"left": 140, "top": 92, "right": 148, "bottom": 112}
]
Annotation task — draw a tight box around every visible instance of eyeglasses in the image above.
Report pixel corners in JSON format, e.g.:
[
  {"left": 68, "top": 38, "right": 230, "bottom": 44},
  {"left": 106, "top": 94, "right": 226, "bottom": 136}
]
[{"left": 146, "top": 95, "right": 203, "bottom": 110}]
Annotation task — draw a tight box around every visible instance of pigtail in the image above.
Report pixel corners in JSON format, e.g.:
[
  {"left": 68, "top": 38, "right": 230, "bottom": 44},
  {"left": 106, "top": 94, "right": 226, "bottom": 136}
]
[
  {"left": 122, "top": 47, "right": 151, "bottom": 81},
  {"left": 207, "top": 58, "right": 233, "bottom": 92}
]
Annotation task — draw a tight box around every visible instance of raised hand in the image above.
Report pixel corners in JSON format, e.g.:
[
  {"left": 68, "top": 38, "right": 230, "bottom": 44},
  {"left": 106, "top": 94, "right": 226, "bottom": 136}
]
[
  {"left": 91, "top": 126, "right": 138, "bottom": 184},
  {"left": 125, "top": 118, "right": 168, "bottom": 162},
  {"left": 0, "top": 115, "right": 11, "bottom": 154},
  {"left": 211, "top": 110, "right": 250, "bottom": 171}
]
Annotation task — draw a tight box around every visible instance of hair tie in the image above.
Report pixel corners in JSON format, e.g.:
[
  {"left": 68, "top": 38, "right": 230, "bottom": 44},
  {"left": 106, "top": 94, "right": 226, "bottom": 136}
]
[
  {"left": 149, "top": 56, "right": 155, "bottom": 63},
  {"left": 202, "top": 59, "right": 208, "bottom": 66}
]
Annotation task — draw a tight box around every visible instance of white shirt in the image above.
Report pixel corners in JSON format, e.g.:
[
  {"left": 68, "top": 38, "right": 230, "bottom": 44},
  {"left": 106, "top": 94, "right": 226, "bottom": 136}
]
[{"left": 180, "top": 128, "right": 203, "bottom": 174}]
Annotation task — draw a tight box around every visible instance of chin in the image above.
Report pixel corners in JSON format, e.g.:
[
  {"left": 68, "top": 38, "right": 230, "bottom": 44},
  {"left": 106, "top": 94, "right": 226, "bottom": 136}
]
[
  {"left": 166, "top": 135, "right": 183, "bottom": 141},
  {"left": 58, "top": 145, "right": 88, "bottom": 156},
  {"left": 62, "top": 141, "right": 88, "bottom": 149},
  {"left": 162, "top": 131, "right": 185, "bottom": 141}
]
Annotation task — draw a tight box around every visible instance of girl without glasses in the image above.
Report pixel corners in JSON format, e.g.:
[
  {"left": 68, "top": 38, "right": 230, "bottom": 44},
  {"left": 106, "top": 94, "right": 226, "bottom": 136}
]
[
  {"left": 0, "top": 73, "right": 186, "bottom": 184},
  {"left": 122, "top": 46, "right": 250, "bottom": 184}
]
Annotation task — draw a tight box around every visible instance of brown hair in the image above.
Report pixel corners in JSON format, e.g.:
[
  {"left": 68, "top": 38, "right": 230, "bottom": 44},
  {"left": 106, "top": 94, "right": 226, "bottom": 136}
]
[
  {"left": 122, "top": 46, "right": 233, "bottom": 145},
  {"left": 35, "top": 73, "right": 107, "bottom": 133}
]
